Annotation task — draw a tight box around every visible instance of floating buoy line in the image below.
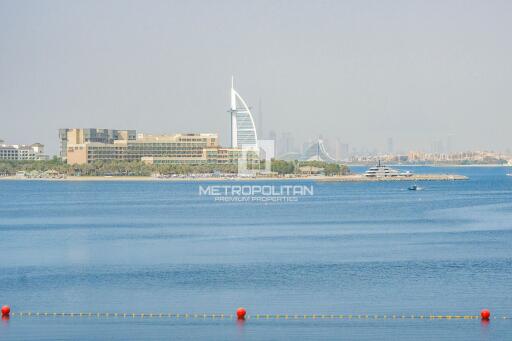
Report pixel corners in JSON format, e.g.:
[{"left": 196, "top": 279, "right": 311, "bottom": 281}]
[{"left": 1, "top": 306, "right": 505, "bottom": 322}]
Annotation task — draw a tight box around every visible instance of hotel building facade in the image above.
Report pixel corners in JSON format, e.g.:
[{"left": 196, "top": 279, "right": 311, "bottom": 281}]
[
  {"left": 229, "top": 77, "right": 258, "bottom": 149},
  {"left": 59, "top": 128, "right": 136, "bottom": 160},
  {"left": 64, "top": 128, "right": 257, "bottom": 165},
  {"left": 0, "top": 142, "right": 49, "bottom": 161}
]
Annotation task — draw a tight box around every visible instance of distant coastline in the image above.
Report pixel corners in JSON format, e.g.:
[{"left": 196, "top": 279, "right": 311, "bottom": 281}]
[
  {"left": 347, "top": 163, "right": 512, "bottom": 167},
  {"left": 0, "top": 174, "right": 468, "bottom": 182}
]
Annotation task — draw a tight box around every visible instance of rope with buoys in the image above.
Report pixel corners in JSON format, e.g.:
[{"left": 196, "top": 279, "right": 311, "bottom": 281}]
[{"left": 1, "top": 305, "right": 504, "bottom": 322}]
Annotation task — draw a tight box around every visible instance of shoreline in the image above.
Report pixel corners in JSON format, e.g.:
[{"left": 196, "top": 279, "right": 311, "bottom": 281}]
[
  {"left": 0, "top": 174, "right": 469, "bottom": 182},
  {"left": 347, "top": 163, "right": 512, "bottom": 167},
  {"left": 315, "top": 174, "right": 468, "bottom": 182}
]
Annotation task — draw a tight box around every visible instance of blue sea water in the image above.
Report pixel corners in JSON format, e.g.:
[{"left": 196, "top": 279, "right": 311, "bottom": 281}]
[{"left": 0, "top": 166, "right": 511, "bottom": 340}]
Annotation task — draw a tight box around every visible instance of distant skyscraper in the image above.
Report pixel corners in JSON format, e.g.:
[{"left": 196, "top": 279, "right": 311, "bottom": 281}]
[
  {"left": 431, "top": 140, "right": 444, "bottom": 154},
  {"left": 277, "top": 132, "right": 295, "bottom": 156},
  {"left": 351, "top": 147, "right": 357, "bottom": 157},
  {"left": 387, "top": 137, "right": 394, "bottom": 154},
  {"left": 268, "top": 130, "right": 277, "bottom": 142},
  {"left": 229, "top": 77, "right": 258, "bottom": 149},
  {"left": 268, "top": 130, "right": 277, "bottom": 153},
  {"left": 446, "top": 134, "right": 454, "bottom": 153},
  {"left": 258, "top": 98, "right": 263, "bottom": 139},
  {"left": 335, "top": 139, "right": 349, "bottom": 161}
]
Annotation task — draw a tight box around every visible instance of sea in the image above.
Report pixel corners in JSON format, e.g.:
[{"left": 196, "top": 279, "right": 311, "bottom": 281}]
[{"left": 0, "top": 166, "right": 511, "bottom": 340}]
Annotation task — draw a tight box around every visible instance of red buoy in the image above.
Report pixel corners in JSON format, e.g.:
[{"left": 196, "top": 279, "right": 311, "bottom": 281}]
[
  {"left": 236, "top": 307, "right": 246, "bottom": 320},
  {"left": 481, "top": 309, "right": 490, "bottom": 320},
  {"left": 1, "top": 305, "right": 10, "bottom": 317}
]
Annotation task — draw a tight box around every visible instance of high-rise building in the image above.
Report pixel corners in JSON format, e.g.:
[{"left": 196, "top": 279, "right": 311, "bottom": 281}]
[
  {"left": 387, "top": 137, "right": 394, "bottom": 154},
  {"left": 431, "top": 140, "right": 444, "bottom": 154},
  {"left": 335, "top": 139, "right": 349, "bottom": 161},
  {"left": 268, "top": 130, "right": 277, "bottom": 150},
  {"left": 446, "top": 134, "right": 454, "bottom": 153},
  {"left": 258, "top": 98, "right": 263, "bottom": 139},
  {"left": 277, "top": 132, "right": 295, "bottom": 156},
  {"left": 229, "top": 77, "right": 258, "bottom": 149}
]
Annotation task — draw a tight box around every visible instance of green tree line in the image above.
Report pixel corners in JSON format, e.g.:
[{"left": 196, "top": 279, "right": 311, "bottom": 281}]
[{"left": 0, "top": 157, "right": 350, "bottom": 176}]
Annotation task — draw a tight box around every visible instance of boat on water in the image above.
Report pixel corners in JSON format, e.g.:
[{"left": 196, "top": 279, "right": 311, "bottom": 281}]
[
  {"left": 364, "top": 160, "right": 413, "bottom": 178},
  {"left": 507, "top": 174, "right": 512, "bottom": 177},
  {"left": 408, "top": 184, "right": 422, "bottom": 191}
]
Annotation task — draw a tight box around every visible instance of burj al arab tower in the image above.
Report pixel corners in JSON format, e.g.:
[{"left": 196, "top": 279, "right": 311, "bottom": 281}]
[{"left": 229, "top": 77, "right": 258, "bottom": 150}]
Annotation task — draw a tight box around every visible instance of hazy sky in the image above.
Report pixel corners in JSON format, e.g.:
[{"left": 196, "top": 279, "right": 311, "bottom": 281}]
[{"left": 1, "top": 0, "right": 511, "bottom": 155}]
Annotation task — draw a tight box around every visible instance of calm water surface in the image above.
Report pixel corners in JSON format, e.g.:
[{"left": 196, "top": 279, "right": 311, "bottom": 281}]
[{"left": 0, "top": 166, "right": 511, "bottom": 340}]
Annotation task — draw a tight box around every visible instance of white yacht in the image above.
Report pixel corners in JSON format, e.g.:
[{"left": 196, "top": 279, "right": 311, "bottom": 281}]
[{"left": 364, "top": 161, "right": 412, "bottom": 178}]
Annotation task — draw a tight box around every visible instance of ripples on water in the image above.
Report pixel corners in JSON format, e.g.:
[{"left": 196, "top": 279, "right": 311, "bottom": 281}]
[{"left": 0, "top": 166, "right": 511, "bottom": 340}]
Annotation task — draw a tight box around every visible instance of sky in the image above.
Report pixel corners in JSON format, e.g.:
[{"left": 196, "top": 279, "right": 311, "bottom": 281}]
[{"left": 1, "top": 0, "right": 511, "bottom": 156}]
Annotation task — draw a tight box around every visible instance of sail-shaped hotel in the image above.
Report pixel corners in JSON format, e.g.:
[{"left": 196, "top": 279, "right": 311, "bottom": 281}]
[{"left": 229, "top": 77, "right": 258, "bottom": 150}]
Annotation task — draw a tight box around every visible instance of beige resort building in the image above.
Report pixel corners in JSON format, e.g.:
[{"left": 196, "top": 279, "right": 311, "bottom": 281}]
[{"left": 64, "top": 128, "right": 258, "bottom": 166}]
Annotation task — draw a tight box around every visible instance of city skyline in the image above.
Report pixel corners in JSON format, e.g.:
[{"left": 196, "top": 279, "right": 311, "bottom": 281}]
[{"left": 1, "top": 1, "right": 512, "bottom": 155}]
